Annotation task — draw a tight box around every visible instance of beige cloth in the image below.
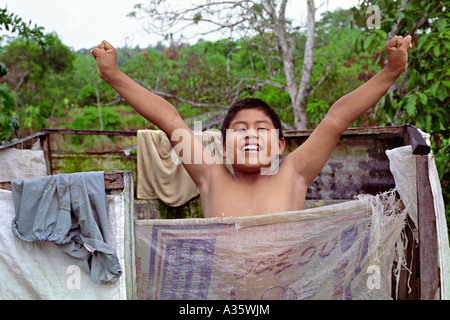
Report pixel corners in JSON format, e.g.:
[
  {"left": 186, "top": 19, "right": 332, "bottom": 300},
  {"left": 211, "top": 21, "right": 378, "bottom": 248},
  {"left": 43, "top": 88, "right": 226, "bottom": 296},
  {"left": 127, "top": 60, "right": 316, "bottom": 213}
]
[{"left": 137, "top": 130, "right": 224, "bottom": 206}]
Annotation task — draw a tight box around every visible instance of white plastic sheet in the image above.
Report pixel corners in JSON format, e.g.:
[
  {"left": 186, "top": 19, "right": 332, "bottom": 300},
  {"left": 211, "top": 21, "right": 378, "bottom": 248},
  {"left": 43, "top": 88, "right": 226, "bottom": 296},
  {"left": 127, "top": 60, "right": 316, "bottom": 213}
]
[
  {"left": 0, "top": 148, "right": 47, "bottom": 182},
  {"left": 0, "top": 189, "right": 132, "bottom": 299}
]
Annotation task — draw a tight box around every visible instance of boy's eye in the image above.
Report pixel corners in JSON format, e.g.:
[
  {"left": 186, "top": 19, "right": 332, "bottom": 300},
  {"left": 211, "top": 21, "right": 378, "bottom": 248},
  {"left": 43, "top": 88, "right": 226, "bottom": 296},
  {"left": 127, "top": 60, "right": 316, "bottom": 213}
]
[
  {"left": 235, "top": 128, "right": 245, "bottom": 132},
  {"left": 257, "top": 128, "right": 269, "bottom": 132}
]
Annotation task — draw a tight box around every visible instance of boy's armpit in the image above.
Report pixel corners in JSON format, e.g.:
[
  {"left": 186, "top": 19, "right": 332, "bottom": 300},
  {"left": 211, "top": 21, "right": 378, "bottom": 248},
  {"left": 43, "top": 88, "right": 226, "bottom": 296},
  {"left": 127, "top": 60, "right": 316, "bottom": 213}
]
[{"left": 288, "top": 116, "right": 343, "bottom": 185}]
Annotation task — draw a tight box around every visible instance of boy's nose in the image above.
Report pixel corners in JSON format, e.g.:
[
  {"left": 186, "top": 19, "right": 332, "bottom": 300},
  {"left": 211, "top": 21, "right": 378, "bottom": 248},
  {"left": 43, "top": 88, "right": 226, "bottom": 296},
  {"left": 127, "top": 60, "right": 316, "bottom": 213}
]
[{"left": 245, "top": 128, "right": 258, "bottom": 138}]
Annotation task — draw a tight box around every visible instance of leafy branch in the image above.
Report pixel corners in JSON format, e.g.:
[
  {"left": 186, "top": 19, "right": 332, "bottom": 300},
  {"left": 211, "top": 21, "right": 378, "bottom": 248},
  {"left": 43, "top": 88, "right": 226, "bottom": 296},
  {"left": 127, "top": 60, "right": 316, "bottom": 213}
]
[{"left": 0, "top": 6, "right": 46, "bottom": 144}]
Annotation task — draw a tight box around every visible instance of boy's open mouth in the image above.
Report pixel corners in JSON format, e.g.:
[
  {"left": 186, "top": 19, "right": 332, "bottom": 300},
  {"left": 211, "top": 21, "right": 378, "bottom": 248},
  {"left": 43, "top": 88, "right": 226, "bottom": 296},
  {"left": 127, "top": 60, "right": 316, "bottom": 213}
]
[{"left": 241, "top": 143, "right": 261, "bottom": 152}]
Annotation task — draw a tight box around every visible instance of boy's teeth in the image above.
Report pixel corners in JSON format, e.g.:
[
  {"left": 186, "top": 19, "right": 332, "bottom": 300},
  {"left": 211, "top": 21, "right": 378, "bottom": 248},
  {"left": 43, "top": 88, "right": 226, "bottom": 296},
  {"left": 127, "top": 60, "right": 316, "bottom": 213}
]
[{"left": 243, "top": 145, "right": 260, "bottom": 151}]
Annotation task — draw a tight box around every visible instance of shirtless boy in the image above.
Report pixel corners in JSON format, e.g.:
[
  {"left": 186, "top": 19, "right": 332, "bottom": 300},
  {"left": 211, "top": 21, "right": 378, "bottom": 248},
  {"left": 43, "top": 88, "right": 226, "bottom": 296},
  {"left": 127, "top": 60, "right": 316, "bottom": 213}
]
[{"left": 91, "top": 35, "right": 412, "bottom": 218}]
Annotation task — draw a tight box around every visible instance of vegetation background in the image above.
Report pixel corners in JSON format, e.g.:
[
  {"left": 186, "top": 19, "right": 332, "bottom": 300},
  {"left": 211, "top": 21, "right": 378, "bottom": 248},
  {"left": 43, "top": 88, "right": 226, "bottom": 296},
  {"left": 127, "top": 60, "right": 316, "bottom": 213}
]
[{"left": 0, "top": 0, "right": 448, "bottom": 233}]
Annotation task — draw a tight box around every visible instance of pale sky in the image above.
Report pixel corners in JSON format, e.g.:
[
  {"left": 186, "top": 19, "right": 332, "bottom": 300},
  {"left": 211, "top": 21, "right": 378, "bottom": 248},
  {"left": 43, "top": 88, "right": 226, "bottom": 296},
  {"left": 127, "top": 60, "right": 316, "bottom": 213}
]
[{"left": 2, "top": 0, "right": 359, "bottom": 51}]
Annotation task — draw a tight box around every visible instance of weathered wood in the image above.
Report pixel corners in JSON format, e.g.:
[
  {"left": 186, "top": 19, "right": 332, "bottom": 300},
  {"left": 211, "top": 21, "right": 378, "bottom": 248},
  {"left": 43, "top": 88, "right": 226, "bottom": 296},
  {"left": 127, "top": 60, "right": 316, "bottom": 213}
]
[
  {"left": 0, "top": 171, "right": 125, "bottom": 191},
  {"left": 41, "top": 132, "right": 52, "bottom": 175},
  {"left": 395, "top": 217, "right": 419, "bottom": 300},
  {"left": 399, "top": 125, "right": 439, "bottom": 300},
  {"left": 104, "top": 171, "right": 125, "bottom": 189},
  {"left": 407, "top": 126, "right": 431, "bottom": 155},
  {"left": 0, "top": 181, "right": 11, "bottom": 191},
  {"left": 0, "top": 131, "right": 47, "bottom": 151},
  {"left": 284, "top": 125, "right": 405, "bottom": 138},
  {"left": 416, "top": 155, "right": 439, "bottom": 300},
  {"left": 41, "top": 128, "right": 137, "bottom": 136}
]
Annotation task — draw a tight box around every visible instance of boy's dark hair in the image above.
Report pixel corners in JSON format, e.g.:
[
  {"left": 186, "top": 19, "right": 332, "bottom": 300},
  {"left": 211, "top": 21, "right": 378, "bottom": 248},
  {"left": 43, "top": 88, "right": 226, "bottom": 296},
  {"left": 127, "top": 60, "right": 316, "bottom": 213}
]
[{"left": 220, "top": 98, "right": 284, "bottom": 142}]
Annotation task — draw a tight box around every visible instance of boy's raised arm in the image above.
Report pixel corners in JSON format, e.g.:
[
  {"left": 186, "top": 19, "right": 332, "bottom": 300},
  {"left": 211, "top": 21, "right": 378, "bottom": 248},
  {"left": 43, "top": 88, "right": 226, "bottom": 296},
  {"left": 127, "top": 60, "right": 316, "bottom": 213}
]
[
  {"left": 291, "top": 35, "right": 413, "bottom": 185},
  {"left": 322, "top": 35, "right": 412, "bottom": 131},
  {"left": 91, "top": 41, "right": 211, "bottom": 189},
  {"left": 91, "top": 40, "right": 187, "bottom": 137}
]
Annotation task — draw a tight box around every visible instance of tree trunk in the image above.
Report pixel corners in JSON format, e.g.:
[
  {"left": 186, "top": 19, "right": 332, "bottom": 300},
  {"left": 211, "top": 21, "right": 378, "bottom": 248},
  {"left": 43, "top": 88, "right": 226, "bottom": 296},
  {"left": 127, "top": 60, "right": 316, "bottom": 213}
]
[
  {"left": 133, "top": 0, "right": 318, "bottom": 130},
  {"left": 269, "top": 0, "right": 299, "bottom": 126},
  {"left": 266, "top": 0, "right": 316, "bottom": 130},
  {"left": 293, "top": 0, "right": 316, "bottom": 130}
]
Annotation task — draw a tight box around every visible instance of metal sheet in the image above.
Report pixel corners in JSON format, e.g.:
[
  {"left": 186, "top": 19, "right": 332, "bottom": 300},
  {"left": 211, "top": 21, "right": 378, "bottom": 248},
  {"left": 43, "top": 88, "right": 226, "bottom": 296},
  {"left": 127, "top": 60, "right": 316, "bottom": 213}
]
[{"left": 284, "top": 129, "right": 405, "bottom": 200}]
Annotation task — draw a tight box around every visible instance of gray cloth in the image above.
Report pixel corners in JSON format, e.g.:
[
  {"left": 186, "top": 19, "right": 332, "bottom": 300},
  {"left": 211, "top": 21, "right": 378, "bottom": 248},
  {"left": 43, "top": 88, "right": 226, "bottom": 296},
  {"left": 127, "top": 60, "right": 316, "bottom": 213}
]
[{"left": 11, "top": 171, "right": 122, "bottom": 285}]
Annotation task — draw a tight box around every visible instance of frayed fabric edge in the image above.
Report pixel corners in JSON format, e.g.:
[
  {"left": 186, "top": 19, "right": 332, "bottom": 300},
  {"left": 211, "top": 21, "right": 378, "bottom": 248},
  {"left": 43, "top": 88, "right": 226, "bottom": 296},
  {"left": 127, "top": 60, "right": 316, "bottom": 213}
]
[{"left": 356, "top": 189, "right": 411, "bottom": 299}]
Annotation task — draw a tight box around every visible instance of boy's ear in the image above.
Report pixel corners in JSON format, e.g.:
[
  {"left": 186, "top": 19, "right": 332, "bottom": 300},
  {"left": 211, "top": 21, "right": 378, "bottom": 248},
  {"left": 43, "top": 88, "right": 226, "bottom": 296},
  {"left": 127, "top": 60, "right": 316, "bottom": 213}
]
[{"left": 278, "top": 137, "right": 286, "bottom": 156}]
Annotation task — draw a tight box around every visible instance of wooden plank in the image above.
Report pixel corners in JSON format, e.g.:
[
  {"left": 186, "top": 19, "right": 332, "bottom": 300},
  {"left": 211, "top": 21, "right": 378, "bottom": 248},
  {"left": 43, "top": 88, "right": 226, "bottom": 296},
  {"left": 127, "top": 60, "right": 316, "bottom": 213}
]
[
  {"left": 41, "top": 128, "right": 137, "bottom": 136},
  {"left": 0, "top": 132, "right": 47, "bottom": 151},
  {"left": 284, "top": 125, "right": 405, "bottom": 138},
  {"left": 0, "top": 171, "right": 125, "bottom": 191},
  {"left": 401, "top": 124, "right": 439, "bottom": 300},
  {"left": 416, "top": 155, "right": 439, "bottom": 300},
  {"left": 407, "top": 126, "right": 431, "bottom": 155},
  {"left": 395, "top": 217, "right": 419, "bottom": 300},
  {"left": 0, "top": 181, "right": 11, "bottom": 191},
  {"left": 104, "top": 171, "right": 125, "bottom": 189},
  {"left": 41, "top": 125, "right": 405, "bottom": 139},
  {"left": 41, "top": 132, "right": 52, "bottom": 175}
]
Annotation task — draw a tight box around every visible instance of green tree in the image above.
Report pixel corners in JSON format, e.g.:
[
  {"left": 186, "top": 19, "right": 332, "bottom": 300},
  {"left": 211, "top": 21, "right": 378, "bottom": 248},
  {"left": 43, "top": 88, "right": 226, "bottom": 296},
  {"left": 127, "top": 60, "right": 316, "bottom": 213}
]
[
  {"left": 0, "top": 6, "right": 45, "bottom": 144},
  {"left": 351, "top": 0, "right": 448, "bottom": 132},
  {"left": 306, "top": 8, "right": 375, "bottom": 128},
  {"left": 351, "top": 0, "right": 449, "bottom": 233},
  {"left": 0, "top": 32, "right": 76, "bottom": 134},
  {"left": 130, "top": 0, "right": 319, "bottom": 129}
]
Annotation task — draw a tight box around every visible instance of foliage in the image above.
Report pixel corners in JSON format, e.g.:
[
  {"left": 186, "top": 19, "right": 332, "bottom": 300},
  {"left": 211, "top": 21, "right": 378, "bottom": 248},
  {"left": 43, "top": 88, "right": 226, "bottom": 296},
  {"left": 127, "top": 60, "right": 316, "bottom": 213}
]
[
  {"left": 349, "top": 0, "right": 448, "bottom": 132},
  {"left": 0, "top": 7, "right": 45, "bottom": 144},
  {"left": 48, "top": 104, "right": 151, "bottom": 153},
  {"left": 0, "top": 83, "right": 18, "bottom": 144},
  {"left": 0, "top": 33, "right": 76, "bottom": 135},
  {"left": 70, "top": 106, "right": 123, "bottom": 131},
  {"left": 306, "top": 9, "right": 376, "bottom": 128},
  {"left": 120, "top": 41, "right": 237, "bottom": 110},
  {"left": 350, "top": 0, "right": 449, "bottom": 233},
  {"left": 0, "top": 7, "right": 44, "bottom": 42},
  {"left": 433, "top": 136, "right": 450, "bottom": 229}
]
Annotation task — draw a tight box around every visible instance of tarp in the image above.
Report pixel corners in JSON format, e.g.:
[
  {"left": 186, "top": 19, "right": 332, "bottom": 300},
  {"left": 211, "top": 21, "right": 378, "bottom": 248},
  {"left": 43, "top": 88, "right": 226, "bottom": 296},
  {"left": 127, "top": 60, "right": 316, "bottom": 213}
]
[{"left": 135, "top": 192, "right": 408, "bottom": 300}]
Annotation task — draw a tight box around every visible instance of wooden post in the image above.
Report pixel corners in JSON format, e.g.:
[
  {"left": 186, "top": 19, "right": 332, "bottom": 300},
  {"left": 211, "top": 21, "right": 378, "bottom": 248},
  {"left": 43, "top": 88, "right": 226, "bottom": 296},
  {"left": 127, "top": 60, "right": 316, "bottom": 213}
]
[
  {"left": 416, "top": 154, "right": 440, "bottom": 299},
  {"left": 407, "top": 126, "right": 431, "bottom": 155},
  {"left": 395, "top": 126, "right": 440, "bottom": 300},
  {"left": 395, "top": 216, "right": 419, "bottom": 300},
  {"left": 40, "top": 132, "right": 52, "bottom": 176},
  {"left": 406, "top": 126, "right": 439, "bottom": 299}
]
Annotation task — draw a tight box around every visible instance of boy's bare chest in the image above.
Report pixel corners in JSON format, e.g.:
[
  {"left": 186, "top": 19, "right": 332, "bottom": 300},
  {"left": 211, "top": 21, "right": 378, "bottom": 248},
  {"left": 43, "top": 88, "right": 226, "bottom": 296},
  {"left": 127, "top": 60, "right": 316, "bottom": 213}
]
[{"left": 203, "top": 172, "right": 306, "bottom": 217}]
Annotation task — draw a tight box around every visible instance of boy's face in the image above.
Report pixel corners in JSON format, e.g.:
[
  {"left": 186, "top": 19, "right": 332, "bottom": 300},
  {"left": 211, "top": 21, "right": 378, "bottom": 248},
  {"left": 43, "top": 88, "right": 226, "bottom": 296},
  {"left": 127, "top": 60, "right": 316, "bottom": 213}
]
[{"left": 223, "top": 108, "right": 285, "bottom": 174}]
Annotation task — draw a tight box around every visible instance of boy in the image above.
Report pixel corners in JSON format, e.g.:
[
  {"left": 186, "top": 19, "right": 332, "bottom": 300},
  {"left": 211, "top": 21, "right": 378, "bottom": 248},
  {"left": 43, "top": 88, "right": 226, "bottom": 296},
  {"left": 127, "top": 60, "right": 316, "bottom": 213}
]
[{"left": 91, "top": 35, "right": 412, "bottom": 218}]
